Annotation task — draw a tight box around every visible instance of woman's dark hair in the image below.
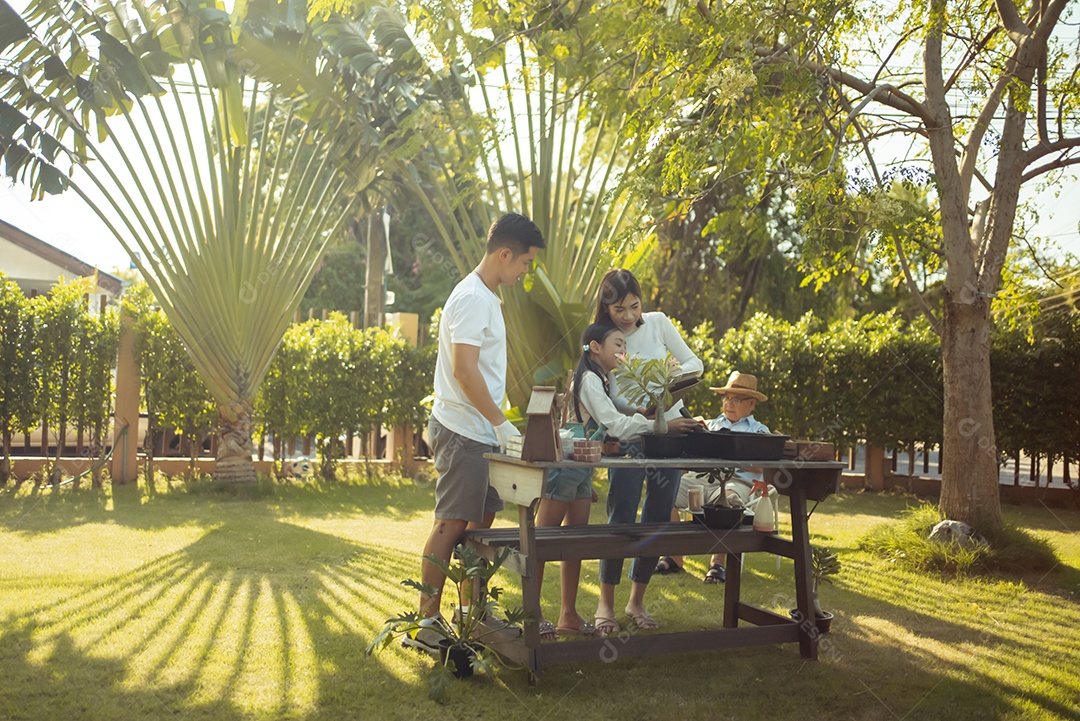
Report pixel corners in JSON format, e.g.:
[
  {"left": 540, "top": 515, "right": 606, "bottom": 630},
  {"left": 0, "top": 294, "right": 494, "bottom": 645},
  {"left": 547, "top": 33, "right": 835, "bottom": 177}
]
[
  {"left": 594, "top": 268, "right": 644, "bottom": 326},
  {"left": 571, "top": 322, "right": 621, "bottom": 423}
]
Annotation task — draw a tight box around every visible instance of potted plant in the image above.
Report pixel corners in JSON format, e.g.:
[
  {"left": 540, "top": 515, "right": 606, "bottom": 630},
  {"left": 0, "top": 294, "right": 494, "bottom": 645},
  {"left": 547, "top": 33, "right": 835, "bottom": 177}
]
[
  {"left": 614, "top": 352, "right": 685, "bottom": 434},
  {"left": 790, "top": 544, "right": 841, "bottom": 633},
  {"left": 699, "top": 467, "right": 744, "bottom": 528},
  {"left": 365, "top": 544, "right": 529, "bottom": 701}
]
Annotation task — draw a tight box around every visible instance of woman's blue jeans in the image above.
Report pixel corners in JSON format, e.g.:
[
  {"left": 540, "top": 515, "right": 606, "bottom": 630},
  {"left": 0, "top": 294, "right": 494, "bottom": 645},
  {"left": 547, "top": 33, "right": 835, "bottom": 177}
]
[{"left": 598, "top": 440, "right": 681, "bottom": 586}]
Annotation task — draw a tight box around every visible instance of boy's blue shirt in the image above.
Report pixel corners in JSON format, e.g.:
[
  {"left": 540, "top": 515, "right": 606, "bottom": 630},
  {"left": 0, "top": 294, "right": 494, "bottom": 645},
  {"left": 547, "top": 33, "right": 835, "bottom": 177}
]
[{"left": 706, "top": 414, "right": 770, "bottom": 434}]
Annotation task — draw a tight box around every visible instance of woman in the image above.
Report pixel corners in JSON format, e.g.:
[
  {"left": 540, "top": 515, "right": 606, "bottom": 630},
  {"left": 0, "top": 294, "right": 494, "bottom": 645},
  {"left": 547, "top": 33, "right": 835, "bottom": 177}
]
[{"left": 592, "top": 269, "right": 703, "bottom": 635}]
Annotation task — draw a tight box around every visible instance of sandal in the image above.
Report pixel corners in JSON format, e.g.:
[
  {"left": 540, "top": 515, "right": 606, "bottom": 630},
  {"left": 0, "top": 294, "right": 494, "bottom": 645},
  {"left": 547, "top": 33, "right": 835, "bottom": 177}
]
[
  {"left": 654, "top": 556, "right": 683, "bottom": 575},
  {"left": 555, "top": 620, "right": 597, "bottom": 636},
  {"left": 539, "top": 620, "right": 558, "bottom": 641},
  {"left": 703, "top": 564, "right": 726, "bottom": 584},
  {"left": 594, "top": 615, "right": 620, "bottom": 636},
  {"left": 625, "top": 609, "right": 660, "bottom": 630}
]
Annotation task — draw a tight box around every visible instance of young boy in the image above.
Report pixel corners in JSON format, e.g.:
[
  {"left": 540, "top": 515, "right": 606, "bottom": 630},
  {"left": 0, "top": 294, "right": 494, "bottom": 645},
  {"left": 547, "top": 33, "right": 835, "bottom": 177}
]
[
  {"left": 654, "top": 371, "right": 771, "bottom": 583},
  {"left": 406, "top": 213, "right": 545, "bottom": 654}
]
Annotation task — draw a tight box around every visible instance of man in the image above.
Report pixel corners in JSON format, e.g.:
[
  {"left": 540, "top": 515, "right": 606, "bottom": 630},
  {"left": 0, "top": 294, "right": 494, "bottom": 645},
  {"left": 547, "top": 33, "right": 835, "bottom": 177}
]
[
  {"left": 655, "top": 371, "right": 772, "bottom": 583},
  {"left": 405, "top": 213, "right": 545, "bottom": 653}
]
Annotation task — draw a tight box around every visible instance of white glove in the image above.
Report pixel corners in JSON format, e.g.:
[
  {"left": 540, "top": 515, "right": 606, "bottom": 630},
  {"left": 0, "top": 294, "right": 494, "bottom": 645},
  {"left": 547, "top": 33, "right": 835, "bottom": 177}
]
[{"left": 494, "top": 420, "right": 521, "bottom": 452}]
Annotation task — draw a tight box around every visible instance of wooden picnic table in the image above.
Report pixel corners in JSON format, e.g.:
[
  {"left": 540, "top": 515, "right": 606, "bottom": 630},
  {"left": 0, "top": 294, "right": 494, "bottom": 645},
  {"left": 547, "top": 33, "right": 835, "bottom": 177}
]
[{"left": 464, "top": 453, "right": 844, "bottom": 681}]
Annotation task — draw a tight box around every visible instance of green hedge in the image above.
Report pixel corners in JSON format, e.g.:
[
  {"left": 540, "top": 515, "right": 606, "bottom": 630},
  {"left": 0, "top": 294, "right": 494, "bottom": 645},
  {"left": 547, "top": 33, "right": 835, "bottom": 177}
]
[
  {"left": 0, "top": 274, "right": 118, "bottom": 485},
  {"left": 256, "top": 312, "right": 435, "bottom": 476},
  {"left": 124, "top": 284, "right": 215, "bottom": 479},
  {"left": 683, "top": 310, "right": 1079, "bottom": 464},
  {"left": 6, "top": 274, "right": 1073, "bottom": 481}
]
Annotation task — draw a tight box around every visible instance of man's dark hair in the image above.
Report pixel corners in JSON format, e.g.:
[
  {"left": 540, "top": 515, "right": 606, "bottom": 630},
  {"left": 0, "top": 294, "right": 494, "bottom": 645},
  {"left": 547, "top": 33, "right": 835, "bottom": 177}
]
[{"left": 486, "top": 213, "right": 545, "bottom": 256}]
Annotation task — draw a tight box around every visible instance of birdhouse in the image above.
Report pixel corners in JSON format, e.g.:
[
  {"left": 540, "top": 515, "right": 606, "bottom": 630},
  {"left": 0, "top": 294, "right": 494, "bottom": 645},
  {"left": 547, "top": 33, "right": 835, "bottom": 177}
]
[{"left": 521, "top": 385, "right": 560, "bottom": 462}]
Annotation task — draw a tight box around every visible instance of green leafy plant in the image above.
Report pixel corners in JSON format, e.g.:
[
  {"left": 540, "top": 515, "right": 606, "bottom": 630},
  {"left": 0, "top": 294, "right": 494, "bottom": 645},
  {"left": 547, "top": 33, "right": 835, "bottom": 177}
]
[
  {"left": 614, "top": 353, "right": 685, "bottom": 419},
  {"left": 0, "top": 274, "right": 37, "bottom": 486},
  {"left": 701, "top": 467, "right": 738, "bottom": 509},
  {"left": 365, "top": 544, "right": 529, "bottom": 702},
  {"left": 810, "top": 545, "right": 842, "bottom": 617}
]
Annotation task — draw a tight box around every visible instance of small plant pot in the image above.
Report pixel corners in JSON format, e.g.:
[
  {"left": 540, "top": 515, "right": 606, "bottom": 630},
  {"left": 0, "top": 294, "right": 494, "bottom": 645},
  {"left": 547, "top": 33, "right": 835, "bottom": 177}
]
[
  {"left": 438, "top": 640, "right": 476, "bottom": 678},
  {"left": 640, "top": 432, "right": 687, "bottom": 458},
  {"left": 572, "top": 439, "right": 603, "bottom": 463},
  {"left": 601, "top": 438, "right": 623, "bottom": 456},
  {"left": 788, "top": 608, "right": 834, "bottom": 635},
  {"left": 701, "top": 503, "right": 744, "bottom": 529}
]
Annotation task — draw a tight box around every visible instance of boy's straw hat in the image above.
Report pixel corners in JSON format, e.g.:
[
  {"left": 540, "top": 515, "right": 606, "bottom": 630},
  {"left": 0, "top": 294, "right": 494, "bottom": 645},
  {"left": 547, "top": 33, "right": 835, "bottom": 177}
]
[{"left": 709, "top": 371, "right": 767, "bottom": 402}]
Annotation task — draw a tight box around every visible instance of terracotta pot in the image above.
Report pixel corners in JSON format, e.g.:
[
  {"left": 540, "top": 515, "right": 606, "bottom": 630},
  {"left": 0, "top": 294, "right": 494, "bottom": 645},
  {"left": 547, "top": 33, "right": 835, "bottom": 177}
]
[{"left": 572, "top": 439, "right": 603, "bottom": 463}]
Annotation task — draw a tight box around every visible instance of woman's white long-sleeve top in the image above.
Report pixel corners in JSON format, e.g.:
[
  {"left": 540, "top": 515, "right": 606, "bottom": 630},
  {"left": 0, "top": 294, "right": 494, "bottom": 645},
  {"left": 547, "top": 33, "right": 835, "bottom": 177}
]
[{"left": 608, "top": 311, "right": 704, "bottom": 412}]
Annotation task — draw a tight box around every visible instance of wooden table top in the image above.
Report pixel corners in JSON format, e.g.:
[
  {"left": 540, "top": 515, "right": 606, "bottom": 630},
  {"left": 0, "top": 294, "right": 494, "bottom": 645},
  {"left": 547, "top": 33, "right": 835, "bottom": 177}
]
[{"left": 485, "top": 452, "right": 846, "bottom": 471}]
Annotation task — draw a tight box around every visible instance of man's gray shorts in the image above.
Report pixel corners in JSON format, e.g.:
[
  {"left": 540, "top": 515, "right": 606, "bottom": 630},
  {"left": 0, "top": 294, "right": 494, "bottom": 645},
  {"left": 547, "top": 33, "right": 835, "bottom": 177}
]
[{"left": 429, "top": 417, "right": 504, "bottom": 523}]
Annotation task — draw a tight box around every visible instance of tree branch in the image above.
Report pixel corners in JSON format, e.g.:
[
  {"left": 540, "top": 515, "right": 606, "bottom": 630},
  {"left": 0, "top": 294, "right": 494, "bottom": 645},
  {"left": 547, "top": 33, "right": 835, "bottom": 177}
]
[
  {"left": 1036, "top": 29, "right": 1049, "bottom": 144},
  {"left": 1024, "top": 136, "right": 1080, "bottom": 164},
  {"left": 755, "top": 46, "right": 930, "bottom": 123},
  {"left": 841, "top": 94, "right": 942, "bottom": 332},
  {"left": 1021, "top": 154, "right": 1080, "bottom": 183},
  {"left": 827, "top": 84, "right": 914, "bottom": 172},
  {"left": 873, "top": 26, "right": 922, "bottom": 85},
  {"left": 944, "top": 26, "right": 1001, "bottom": 94},
  {"left": 959, "top": 70, "right": 1010, "bottom": 200},
  {"left": 995, "top": 0, "right": 1030, "bottom": 41}
]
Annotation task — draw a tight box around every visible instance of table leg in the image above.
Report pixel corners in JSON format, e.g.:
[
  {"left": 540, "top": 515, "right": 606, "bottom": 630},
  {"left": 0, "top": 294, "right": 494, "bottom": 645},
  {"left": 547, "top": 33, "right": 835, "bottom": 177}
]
[
  {"left": 518, "top": 502, "right": 542, "bottom": 681},
  {"left": 723, "top": 551, "right": 742, "bottom": 628},
  {"left": 788, "top": 488, "right": 818, "bottom": 659}
]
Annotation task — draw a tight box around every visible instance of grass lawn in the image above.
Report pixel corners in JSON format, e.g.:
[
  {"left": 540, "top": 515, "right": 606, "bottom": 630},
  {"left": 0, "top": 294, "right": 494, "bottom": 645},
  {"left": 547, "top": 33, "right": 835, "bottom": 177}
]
[{"left": 1, "top": 472, "right": 1078, "bottom": 720}]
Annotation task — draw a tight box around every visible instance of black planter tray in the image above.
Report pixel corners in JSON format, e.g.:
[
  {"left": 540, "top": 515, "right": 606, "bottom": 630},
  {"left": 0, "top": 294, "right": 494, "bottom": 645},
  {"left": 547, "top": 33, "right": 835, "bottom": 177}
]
[
  {"left": 684, "top": 428, "right": 790, "bottom": 461},
  {"left": 640, "top": 432, "right": 688, "bottom": 458}
]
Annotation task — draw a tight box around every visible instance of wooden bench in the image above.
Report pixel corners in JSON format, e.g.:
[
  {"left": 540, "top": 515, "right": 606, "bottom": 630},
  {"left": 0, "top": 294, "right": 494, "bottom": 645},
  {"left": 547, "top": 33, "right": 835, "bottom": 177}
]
[{"left": 464, "top": 454, "right": 844, "bottom": 681}]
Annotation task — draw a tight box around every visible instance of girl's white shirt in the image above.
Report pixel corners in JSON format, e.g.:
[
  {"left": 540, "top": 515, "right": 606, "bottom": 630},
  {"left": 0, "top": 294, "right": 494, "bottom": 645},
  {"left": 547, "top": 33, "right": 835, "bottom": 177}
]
[
  {"left": 576, "top": 371, "right": 653, "bottom": 441},
  {"left": 608, "top": 311, "right": 703, "bottom": 412}
]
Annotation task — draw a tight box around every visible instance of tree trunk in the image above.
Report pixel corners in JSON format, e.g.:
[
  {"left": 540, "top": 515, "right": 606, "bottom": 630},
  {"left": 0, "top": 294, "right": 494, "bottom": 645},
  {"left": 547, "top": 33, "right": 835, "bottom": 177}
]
[
  {"left": 144, "top": 428, "right": 156, "bottom": 486},
  {"left": 214, "top": 403, "right": 257, "bottom": 484},
  {"left": 92, "top": 421, "right": 104, "bottom": 489},
  {"left": 0, "top": 431, "right": 10, "bottom": 486},
  {"left": 364, "top": 208, "right": 386, "bottom": 330},
  {"left": 51, "top": 417, "right": 67, "bottom": 488},
  {"left": 938, "top": 292, "right": 1002, "bottom": 529}
]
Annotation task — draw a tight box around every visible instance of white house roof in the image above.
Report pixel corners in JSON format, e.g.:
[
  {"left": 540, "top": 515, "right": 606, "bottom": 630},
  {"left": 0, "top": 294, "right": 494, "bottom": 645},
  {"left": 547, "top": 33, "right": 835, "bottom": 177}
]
[{"left": 0, "top": 218, "right": 122, "bottom": 297}]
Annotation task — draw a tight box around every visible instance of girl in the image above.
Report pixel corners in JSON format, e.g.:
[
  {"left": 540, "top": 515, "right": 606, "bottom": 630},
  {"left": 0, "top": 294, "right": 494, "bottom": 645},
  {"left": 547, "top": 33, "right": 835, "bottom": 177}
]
[
  {"left": 536, "top": 322, "right": 698, "bottom": 639},
  {"left": 593, "top": 269, "right": 704, "bottom": 635}
]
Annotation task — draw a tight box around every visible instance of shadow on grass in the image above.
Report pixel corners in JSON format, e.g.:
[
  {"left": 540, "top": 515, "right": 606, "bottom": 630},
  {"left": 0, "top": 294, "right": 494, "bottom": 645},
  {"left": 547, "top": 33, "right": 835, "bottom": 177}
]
[
  {"left": 3, "top": 480, "right": 1079, "bottom": 719},
  {"left": 807, "top": 555, "right": 1080, "bottom": 720},
  {"left": 0, "top": 513, "right": 447, "bottom": 720},
  {"left": 0, "top": 622, "right": 251, "bottom": 721}
]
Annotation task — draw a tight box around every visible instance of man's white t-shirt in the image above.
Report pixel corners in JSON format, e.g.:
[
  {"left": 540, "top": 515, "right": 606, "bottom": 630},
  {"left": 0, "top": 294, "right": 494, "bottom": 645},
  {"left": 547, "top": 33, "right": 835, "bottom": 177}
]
[{"left": 431, "top": 272, "right": 505, "bottom": 445}]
